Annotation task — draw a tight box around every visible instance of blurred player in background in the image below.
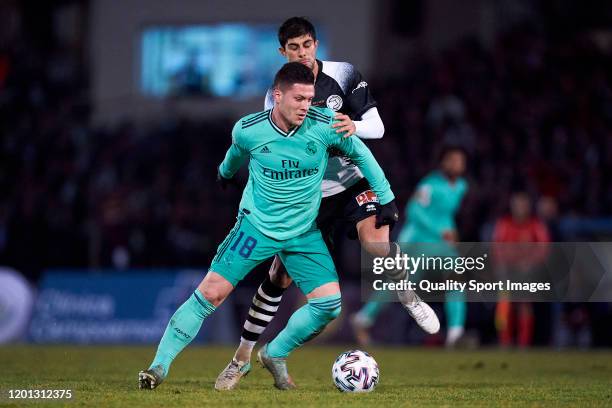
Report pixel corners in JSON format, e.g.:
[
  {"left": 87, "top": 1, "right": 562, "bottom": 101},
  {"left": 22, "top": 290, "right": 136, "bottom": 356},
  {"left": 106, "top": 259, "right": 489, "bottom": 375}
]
[
  {"left": 493, "top": 191, "right": 550, "bottom": 347},
  {"left": 139, "top": 62, "right": 399, "bottom": 391},
  {"left": 215, "top": 16, "right": 439, "bottom": 390},
  {"left": 352, "top": 146, "right": 469, "bottom": 347}
]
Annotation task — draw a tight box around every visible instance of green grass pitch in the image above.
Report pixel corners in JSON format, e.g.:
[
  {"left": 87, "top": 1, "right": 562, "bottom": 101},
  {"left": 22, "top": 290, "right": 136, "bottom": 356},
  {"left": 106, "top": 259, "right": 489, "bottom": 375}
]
[{"left": 1, "top": 345, "right": 611, "bottom": 407}]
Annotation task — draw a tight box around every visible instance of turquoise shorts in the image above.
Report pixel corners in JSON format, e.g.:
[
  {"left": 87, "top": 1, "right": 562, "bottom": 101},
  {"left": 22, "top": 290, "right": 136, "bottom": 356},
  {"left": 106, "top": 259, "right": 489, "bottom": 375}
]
[{"left": 209, "top": 211, "right": 338, "bottom": 295}]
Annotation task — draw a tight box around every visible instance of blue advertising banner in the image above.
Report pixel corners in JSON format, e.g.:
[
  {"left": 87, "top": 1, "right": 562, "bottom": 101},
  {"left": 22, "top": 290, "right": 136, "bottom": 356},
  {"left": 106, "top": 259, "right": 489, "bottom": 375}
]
[{"left": 28, "top": 269, "right": 237, "bottom": 344}]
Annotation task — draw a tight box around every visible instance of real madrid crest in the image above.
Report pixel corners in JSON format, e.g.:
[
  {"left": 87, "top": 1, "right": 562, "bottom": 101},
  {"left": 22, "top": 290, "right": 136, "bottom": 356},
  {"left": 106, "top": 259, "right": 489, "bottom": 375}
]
[
  {"left": 306, "top": 141, "right": 317, "bottom": 156},
  {"left": 326, "top": 95, "right": 343, "bottom": 111}
]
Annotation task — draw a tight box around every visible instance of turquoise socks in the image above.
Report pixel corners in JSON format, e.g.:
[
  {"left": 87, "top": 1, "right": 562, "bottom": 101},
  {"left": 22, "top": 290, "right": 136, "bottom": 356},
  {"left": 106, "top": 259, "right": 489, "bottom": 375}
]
[
  {"left": 358, "top": 290, "right": 393, "bottom": 325},
  {"left": 150, "top": 290, "right": 216, "bottom": 375},
  {"left": 445, "top": 290, "right": 466, "bottom": 329},
  {"left": 267, "top": 294, "right": 341, "bottom": 358}
]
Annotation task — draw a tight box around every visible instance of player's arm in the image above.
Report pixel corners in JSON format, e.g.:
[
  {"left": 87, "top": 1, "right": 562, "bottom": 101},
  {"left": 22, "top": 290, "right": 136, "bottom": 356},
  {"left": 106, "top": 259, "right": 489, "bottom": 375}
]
[
  {"left": 333, "top": 65, "right": 383, "bottom": 139},
  {"left": 525, "top": 221, "right": 551, "bottom": 265},
  {"left": 334, "top": 107, "right": 384, "bottom": 139},
  {"left": 330, "top": 134, "right": 398, "bottom": 227},
  {"left": 218, "top": 121, "right": 249, "bottom": 180},
  {"left": 354, "top": 107, "right": 384, "bottom": 139},
  {"left": 406, "top": 183, "right": 443, "bottom": 236},
  {"left": 491, "top": 219, "right": 510, "bottom": 265},
  {"left": 328, "top": 133, "right": 394, "bottom": 204},
  {"left": 442, "top": 182, "right": 469, "bottom": 241}
]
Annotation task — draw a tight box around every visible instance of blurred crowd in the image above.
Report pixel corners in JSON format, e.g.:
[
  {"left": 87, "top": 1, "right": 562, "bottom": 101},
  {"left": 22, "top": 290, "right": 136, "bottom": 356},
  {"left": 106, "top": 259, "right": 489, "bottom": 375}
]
[
  {"left": 4, "top": 22, "right": 612, "bottom": 277},
  {"left": 372, "top": 27, "right": 612, "bottom": 242}
]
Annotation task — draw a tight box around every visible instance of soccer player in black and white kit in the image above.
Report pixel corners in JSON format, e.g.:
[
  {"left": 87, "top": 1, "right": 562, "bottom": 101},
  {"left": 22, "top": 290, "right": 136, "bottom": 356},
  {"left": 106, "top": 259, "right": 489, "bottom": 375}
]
[{"left": 215, "top": 17, "right": 439, "bottom": 390}]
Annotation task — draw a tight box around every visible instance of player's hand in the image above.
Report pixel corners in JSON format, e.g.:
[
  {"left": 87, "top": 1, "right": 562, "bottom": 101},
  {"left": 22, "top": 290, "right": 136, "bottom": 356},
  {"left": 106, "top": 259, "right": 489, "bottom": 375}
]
[
  {"left": 217, "top": 170, "right": 237, "bottom": 190},
  {"left": 375, "top": 200, "right": 399, "bottom": 230},
  {"left": 332, "top": 113, "right": 356, "bottom": 138},
  {"left": 442, "top": 229, "right": 458, "bottom": 243}
]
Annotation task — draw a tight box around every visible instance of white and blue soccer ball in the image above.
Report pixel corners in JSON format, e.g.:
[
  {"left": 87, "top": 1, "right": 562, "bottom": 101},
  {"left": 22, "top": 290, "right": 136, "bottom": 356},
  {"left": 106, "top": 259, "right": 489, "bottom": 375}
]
[{"left": 332, "top": 350, "right": 379, "bottom": 392}]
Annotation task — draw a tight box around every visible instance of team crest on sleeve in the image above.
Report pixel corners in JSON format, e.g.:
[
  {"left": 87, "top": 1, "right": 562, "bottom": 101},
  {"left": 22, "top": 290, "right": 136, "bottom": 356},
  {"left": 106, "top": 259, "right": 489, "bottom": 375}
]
[
  {"left": 306, "top": 141, "right": 318, "bottom": 156},
  {"left": 355, "top": 190, "right": 379, "bottom": 206},
  {"left": 326, "top": 95, "right": 343, "bottom": 111},
  {"left": 351, "top": 81, "right": 368, "bottom": 94}
]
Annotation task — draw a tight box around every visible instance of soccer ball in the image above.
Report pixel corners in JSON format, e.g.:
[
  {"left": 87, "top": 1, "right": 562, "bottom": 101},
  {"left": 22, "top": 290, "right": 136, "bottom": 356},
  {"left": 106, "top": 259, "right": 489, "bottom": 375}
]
[{"left": 332, "top": 350, "right": 379, "bottom": 392}]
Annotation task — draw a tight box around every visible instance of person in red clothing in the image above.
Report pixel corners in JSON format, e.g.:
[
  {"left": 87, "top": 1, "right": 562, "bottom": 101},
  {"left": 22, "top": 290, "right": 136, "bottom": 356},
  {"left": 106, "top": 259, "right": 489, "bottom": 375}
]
[{"left": 492, "top": 191, "right": 550, "bottom": 347}]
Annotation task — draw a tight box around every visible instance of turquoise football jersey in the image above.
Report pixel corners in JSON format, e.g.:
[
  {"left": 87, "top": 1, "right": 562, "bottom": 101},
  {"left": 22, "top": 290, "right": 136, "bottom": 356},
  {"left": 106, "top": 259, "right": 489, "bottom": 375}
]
[
  {"left": 218, "top": 107, "right": 394, "bottom": 240},
  {"left": 398, "top": 171, "right": 467, "bottom": 243}
]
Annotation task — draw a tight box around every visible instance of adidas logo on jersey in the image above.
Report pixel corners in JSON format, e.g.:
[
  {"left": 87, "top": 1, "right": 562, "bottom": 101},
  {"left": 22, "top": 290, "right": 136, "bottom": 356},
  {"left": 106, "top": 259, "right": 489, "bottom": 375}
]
[{"left": 260, "top": 146, "right": 271, "bottom": 153}]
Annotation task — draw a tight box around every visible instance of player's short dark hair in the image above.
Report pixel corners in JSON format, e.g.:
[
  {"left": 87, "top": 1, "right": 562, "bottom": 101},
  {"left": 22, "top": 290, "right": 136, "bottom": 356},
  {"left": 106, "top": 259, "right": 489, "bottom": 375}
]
[
  {"left": 278, "top": 17, "right": 317, "bottom": 47},
  {"left": 273, "top": 62, "right": 315, "bottom": 90},
  {"left": 438, "top": 144, "right": 468, "bottom": 163}
]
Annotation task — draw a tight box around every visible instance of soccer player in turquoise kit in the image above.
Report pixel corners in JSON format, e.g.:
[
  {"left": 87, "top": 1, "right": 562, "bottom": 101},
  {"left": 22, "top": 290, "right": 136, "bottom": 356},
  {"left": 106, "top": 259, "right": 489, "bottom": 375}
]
[
  {"left": 352, "top": 146, "right": 469, "bottom": 346},
  {"left": 216, "top": 16, "right": 439, "bottom": 391},
  {"left": 139, "top": 62, "right": 399, "bottom": 390}
]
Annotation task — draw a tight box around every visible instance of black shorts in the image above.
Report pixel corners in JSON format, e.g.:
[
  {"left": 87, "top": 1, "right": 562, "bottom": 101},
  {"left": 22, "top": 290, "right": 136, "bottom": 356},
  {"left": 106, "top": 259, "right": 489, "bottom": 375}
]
[{"left": 316, "top": 178, "right": 381, "bottom": 245}]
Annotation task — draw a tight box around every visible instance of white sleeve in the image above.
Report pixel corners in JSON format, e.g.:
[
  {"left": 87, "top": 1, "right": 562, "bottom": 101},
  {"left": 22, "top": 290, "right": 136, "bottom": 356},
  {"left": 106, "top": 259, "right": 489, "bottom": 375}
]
[
  {"left": 264, "top": 88, "right": 274, "bottom": 110},
  {"left": 353, "top": 107, "right": 384, "bottom": 139}
]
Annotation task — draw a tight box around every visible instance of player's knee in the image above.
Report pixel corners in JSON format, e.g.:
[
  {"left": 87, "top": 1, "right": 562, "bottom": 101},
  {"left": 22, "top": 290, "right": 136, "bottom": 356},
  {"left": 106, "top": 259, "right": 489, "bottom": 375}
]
[
  {"left": 328, "top": 303, "right": 342, "bottom": 320},
  {"left": 316, "top": 303, "right": 341, "bottom": 323},
  {"left": 200, "top": 286, "right": 226, "bottom": 306},
  {"left": 311, "top": 296, "right": 342, "bottom": 323},
  {"left": 199, "top": 272, "right": 233, "bottom": 306}
]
